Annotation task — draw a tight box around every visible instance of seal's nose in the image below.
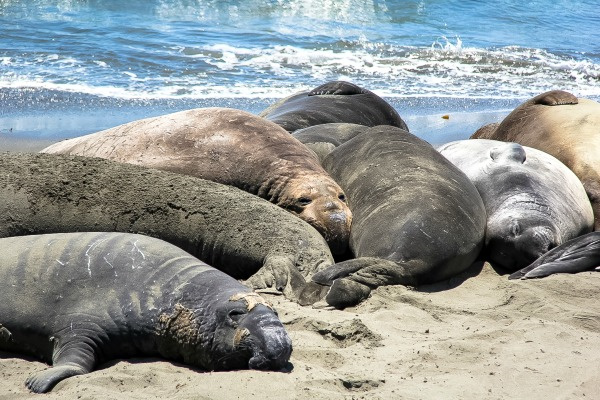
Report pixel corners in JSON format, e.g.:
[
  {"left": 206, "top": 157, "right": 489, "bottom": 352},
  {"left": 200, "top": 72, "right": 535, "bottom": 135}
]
[{"left": 243, "top": 309, "right": 293, "bottom": 371}]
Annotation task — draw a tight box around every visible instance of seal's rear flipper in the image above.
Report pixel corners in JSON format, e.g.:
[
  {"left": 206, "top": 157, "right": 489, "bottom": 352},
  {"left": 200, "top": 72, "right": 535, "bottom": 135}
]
[
  {"left": 308, "top": 81, "right": 366, "bottom": 96},
  {"left": 509, "top": 232, "right": 600, "bottom": 280},
  {"left": 26, "top": 364, "right": 89, "bottom": 393}
]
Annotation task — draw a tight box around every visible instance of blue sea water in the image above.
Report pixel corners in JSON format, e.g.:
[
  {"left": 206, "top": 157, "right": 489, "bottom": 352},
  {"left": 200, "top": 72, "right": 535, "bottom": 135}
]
[{"left": 1, "top": 0, "right": 599, "bottom": 144}]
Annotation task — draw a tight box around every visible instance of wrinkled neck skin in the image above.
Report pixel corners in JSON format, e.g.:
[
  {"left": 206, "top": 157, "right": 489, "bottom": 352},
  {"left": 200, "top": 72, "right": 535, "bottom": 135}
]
[
  {"left": 268, "top": 172, "right": 352, "bottom": 255},
  {"left": 486, "top": 194, "right": 559, "bottom": 271}
]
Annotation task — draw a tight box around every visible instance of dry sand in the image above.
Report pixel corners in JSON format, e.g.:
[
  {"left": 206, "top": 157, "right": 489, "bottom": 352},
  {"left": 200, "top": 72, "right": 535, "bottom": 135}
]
[{"left": 1, "top": 262, "right": 599, "bottom": 399}]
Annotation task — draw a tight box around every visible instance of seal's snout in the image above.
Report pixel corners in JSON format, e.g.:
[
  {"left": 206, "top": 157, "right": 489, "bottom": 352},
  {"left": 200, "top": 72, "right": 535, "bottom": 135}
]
[{"left": 240, "top": 308, "right": 293, "bottom": 371}]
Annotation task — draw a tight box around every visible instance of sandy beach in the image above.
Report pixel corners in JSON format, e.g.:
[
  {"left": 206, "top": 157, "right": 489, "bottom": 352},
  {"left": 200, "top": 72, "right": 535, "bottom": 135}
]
[{"left": 2, "top": 260, "right": 599, "bottom": 399}]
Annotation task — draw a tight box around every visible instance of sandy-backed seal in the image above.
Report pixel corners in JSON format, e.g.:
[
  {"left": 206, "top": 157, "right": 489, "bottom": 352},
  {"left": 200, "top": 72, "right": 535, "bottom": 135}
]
[
  {"left": 0, "top": 232, "right": 292, "bottom": 393},
  {"left": 292, "top": 123, "right": 371, "bottom": 163},
  {"left": 40, "top": 107, "right": 352, "bottom": 255},
  {"left": 0, "top": 152, "right": 334, "bottom": 299},
  {"left": 470, "top": 90, "right": 600, "bottom": 230},
  {"left": 509, "top": 231, "right": 600, "bottom": 279},
  {"left": 259, "top": 81, "right": 409, "bottom": 133},
  {"left": 438, "top": 139, "right": 594, "bottom": 271},
  {"left": 299, "top": 126, "right": 486, "bottom": 308}
]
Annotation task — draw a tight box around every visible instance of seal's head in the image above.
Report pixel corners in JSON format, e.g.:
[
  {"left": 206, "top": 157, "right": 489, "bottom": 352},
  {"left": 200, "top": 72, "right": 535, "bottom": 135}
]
[
  {"left": 486, "top": 215, "right": 558, "bottom": 271},
  {"left": 211, "top": 292, "right": 292, "bottom": 371},
  {"left": 279, "top": 175, "right": 352, "bottom": 255}
]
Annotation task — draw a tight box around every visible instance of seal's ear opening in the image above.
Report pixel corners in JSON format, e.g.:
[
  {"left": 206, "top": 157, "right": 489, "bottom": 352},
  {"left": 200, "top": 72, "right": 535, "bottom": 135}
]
[{"left": 489, "top": 143, "right": 526, "bottom": 164}]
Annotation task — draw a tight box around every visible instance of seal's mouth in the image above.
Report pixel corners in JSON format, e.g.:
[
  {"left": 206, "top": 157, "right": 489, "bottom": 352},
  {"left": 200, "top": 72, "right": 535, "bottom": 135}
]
[{"left": 241, "top": 326, "right": 293, "bottom": 371}]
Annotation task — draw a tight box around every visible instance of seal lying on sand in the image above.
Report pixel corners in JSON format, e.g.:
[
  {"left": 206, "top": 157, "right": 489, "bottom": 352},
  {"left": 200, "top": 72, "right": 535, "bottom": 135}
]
[
  {"left": 41, "top": 107, "right": 352, "bottom": 255},
  {"left": 438, "top": 139, "right": 593, "bottom": 271},
  {"left": 300, "top": 126, "right": 486, "bottom": 309},
  {"left": 259, "top": 81, "right": 409, "bottom": 133},
  {"left": 509, "top": 232, "right": 600, "bottom": 279},
  {"left": 470, "top": 90, "right": 600, "bottom": 230},
  {"left": 0, "top": 152, "right": 334, "bottom": 299},
  {"left": 0, "top": 232, "right": 292, "bottom": 393}
]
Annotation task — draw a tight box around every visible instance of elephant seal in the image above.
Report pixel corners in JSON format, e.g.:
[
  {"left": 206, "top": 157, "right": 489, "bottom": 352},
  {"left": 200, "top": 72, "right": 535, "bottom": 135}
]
[
  {"left": 292, "top": 123, "right": 370, "bottom": 163},
  {"left": 438, "top": 139, "right": 594, "bottom": 271},
  {"left": 470, "top": 90, "right": 600, "bottom": 230},
  {"left": 509, "top": 232, "right": 600, "bottom": 280},
  {"left": 41, "top": 107, "right": 352, "bottom": 255},
  {"left": 299, "top": 126, "right": 486, "bottom": 308},
  {"left": 0, "top": 232, "right": 292, "bottom": 393},
  {"left": 0, "top": 152, "right": 334, "bottom": 299},
  {"left": 259, "top": 81, "right": 409, "bottom": 132}
]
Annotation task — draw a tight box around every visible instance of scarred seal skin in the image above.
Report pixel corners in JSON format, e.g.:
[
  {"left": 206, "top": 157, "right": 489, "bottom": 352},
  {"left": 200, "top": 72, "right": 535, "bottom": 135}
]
[
  {"left": 438, "top": 139, "right": 593, "bottom": 272},
  {"left": 470, "top": 90, "right": 600, "bottom": 230},
  {"left": 0, "top": 152, "right": 334, "bottom": 299},
  {"left": 299, "top": 126, "right": 486, "bottom": 309},
  {"left": 259, "top": 81, "right": 409, "bottom": 133},
  {"left": 40, "top": 107, "right": 352, "bottom": 255},
  {"left": 0, "top": 232, "right": 292, "bottom": 393}
]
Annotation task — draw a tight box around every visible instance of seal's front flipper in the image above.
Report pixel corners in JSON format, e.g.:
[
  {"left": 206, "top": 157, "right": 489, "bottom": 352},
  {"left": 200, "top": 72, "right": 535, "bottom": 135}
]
[
  {"left": 533, "top": 90, "right": 578, "bottom": 106},
  {"left": 325, "top": 278, "right": 371, "bottom": 309},
  {"left": 245, "top": 254, "right": 307, "bottom": 300},
  {"left": 26, "top": 363, "right": 89, "bottom": 393},
  {"left": 509, "top": 232, "right": 600, "bottom": 280},
  {"left": 308, "top": 81, "right": 365, "bottom": 96}
]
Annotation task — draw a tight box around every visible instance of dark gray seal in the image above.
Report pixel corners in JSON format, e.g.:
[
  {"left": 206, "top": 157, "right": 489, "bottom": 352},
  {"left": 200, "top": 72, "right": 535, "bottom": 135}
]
[
  {"left": 41, "top": 107, "right": 352, "bottom": 255},
  {"left": 292, "top": 123, "right": 370, "bottom": 163},
  {"left": 438, "top": 139, "right": 593, "bottom": 271},
  {"left": 0, "top": 232, "right": 292, "bottom": 393},
  {"left": 259, "top": 81, "right": 409, "bottom": 132},
  {"left": 470, "top": 90, "right": 600, "bottom": 230},
  {"left": 0, "top": 152, "right": 334, "bottom": 299},
  {"left": 299, "top": 126, "right": 486, "bottom": 308},
  {"left": 509, "top": 232, "right": 600, "bottom": 279}
]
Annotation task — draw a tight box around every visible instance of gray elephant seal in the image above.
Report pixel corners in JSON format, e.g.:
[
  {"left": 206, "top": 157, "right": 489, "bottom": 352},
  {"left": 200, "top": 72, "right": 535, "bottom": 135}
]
[
  {"left": 300, "top": 126, "right": 486, "bottom": 308},
  {"left": 0, "top": 152, "right": 334, "bottom": 299},
  {"left": 259, "top": 81, "right": 409, "bottom": 132},
  {"left": 0, "top": 232, "right": 292, "bottom": 393},
  {"left": 41, "top": 107, "right": 352, "bottom": 255},
  {"left": 470, "top": 90, "right": 600, "bottom": 230},
  {"left": 292, "top": 123, "right": 371, "bottom": 163},
  {"left": 438, "top": 139, "right": 594, "bottom": 271}
]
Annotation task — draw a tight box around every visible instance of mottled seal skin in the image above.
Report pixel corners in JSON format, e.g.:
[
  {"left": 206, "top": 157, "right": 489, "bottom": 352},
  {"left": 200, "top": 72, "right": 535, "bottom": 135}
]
[
  {"left": 0, "top": 152, "right": 334, "bottom": 299},
  {"left": 41, "top": 107, "right": 351, "bottom": 255},
  {"left": 470, "top": 90, "right": 600, "bottom": 230},
  {"left": 259, "top": 81, "right": 409, "bottom": 133},
  {"left": 0, "top": 232, "right": 292, "bottom": 393},
  {"left": 438, "top": 139, "right": 594, "bottom": 271},
  {"left": 509, "top": 232, "right": 600, "bottom": 280},
  {"left": 299, "top": 127, "right": 486, "bottom": 309},
  {"left": 292, "top": 123, "right": 371, "bottom": 163}
]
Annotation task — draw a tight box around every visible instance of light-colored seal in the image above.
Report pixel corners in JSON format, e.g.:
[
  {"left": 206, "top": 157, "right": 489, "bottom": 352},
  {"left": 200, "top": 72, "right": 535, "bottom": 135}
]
[
  {"left": 0, "top": 152, "right": 334, "bottom": 300},
  {"left": 0, "top": 232, "right": 292, "bottom": 393},
  {"left": 299, "top": 126, "right": 486, "bottom": 309},
  {"left": 41, "top": 107, "right": 352, "bottom": 255},
  {"left": 438, "top": 139, "right": 594, "bottom": 271},
  {"left": 259, "top": 81, "right": 409, "bottom": 133},
  {"left": 470, "top": 90, "right": 600, "bottom": 230}
]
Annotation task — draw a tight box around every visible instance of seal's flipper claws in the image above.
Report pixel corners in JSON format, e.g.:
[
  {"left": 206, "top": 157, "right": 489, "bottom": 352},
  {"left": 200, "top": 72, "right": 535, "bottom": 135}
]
[{"left": 245, "top": 255, "right": 306, "bottom": 300}]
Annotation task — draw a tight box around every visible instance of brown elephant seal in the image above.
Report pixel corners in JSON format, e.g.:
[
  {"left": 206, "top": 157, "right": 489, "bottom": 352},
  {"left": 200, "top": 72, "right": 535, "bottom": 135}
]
[
  {"left": 41, "top": 107, "right": 352, "bottom": 255},
  {"left": 470, "top": 90, "right": 600, "bottom": 229},
  {"left": 0, "top": 232, "right": 292, "bottom": 393},
  {"left": 438, "top": 139, "right": 594, "bottom": 271},
  {"left": 299, "top": 126, "right": 486, "bottom": 309},
  {"left": 259, "top": 81, "right": 409, "bottom": 132},
  {"left": 0, "top": 152, "right": 334, "bottom": 300}
]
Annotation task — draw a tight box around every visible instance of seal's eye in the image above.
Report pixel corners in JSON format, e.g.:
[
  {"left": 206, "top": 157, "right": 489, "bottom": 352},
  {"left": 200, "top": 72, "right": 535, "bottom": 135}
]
[
  {"left": 338, "top": 194, "right": 346, "bottom": 203},
  {"left": 298, "top": 197, "right": 312, "bottom": 206},
  {"left": 228, "top": 309, "right": 247, "bottom": 325}
]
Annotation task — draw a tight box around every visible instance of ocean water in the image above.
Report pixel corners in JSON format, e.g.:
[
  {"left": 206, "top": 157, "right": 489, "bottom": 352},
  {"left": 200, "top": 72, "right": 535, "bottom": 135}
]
[{"left": 1, "top": 0, "right": 599, "bottom": 145}]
